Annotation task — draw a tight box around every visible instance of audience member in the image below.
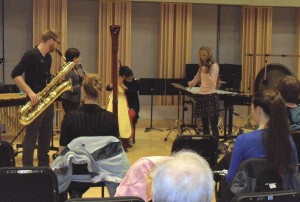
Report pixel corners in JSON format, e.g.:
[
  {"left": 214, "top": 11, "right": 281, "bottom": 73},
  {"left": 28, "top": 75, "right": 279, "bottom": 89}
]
[
  {"left": 226, "top": 90, "right": 298, "bottom": 183},
  {"left": 115, "top": 156, "right": 171, "bottom": 202},
  {"left": 276, "top": 75, "right": 300, "bottom": 131},
  {"left": 152, "top": 151, "right": 215, "bottom": 202},
  {"left": 58, "top": 73, "right": 120, "bottom": 199}
]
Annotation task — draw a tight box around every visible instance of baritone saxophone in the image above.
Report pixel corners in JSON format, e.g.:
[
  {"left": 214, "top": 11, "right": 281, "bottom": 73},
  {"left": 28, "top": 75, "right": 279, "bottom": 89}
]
[{"left": 18, "top": 61, "right": 75, "bottom": 125}]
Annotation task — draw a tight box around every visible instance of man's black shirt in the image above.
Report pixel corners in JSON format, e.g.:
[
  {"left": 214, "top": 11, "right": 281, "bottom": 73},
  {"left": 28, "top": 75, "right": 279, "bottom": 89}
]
[{"left": 11, "top": 47, "right": 52, "bottom": 93}]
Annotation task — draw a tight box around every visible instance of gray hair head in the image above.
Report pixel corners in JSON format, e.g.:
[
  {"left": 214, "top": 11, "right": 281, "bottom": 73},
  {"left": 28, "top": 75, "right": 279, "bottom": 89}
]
[{"left": 152, "top": 150, "right": 215, "bottom": 202}]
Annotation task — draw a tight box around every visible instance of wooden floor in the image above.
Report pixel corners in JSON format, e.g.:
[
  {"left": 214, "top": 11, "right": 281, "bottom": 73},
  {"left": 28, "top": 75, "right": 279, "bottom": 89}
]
[{"left": 1, "top": 117, "right": 253, "bottom": 200}]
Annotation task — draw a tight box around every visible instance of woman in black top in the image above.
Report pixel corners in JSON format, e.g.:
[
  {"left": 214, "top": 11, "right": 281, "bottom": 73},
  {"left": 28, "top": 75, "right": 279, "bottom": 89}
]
[{"left": 59, "top": 73, "right": 119, "bottom": 152}]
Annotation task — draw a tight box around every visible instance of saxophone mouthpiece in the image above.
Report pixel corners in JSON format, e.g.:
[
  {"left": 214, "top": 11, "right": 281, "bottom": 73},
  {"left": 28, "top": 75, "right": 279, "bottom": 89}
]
[
  {"left": 56, "top": 49, "right": 66, "bottom": 62},
  {"left": 55, "top": 48, "right": 63, "bottom": 56}
]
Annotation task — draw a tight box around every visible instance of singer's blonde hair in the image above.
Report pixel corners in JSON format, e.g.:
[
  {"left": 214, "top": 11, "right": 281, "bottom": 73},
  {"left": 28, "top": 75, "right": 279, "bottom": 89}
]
[{"left": 199, "top": 46, "right": 214, "bottom": 67}]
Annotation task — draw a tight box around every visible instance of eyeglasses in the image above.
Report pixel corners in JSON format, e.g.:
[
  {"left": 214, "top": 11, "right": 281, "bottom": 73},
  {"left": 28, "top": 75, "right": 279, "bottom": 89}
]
[{"left": 53, "top": 39, "right": 61, "bottom": 45}]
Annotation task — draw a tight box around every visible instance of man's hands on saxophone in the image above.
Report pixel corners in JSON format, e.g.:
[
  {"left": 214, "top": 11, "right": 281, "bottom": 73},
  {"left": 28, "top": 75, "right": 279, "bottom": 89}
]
[{"left": 28, "top": 91, "right": 39, "bottom": 105}]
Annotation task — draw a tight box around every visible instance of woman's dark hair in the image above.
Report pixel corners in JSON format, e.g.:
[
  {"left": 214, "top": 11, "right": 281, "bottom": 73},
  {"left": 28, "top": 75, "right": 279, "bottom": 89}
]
[
  {"left": 276, "top": 76, "right": 300, "bottom": 103},
  {"left": 119, "top": 66, "right": 133, "bottom": 77},
  {"left": 253, "top": 90, "right": 294, "bottom": 175},
  {"left": 65, "top": 48, "right": 80, "bottom": 63}
]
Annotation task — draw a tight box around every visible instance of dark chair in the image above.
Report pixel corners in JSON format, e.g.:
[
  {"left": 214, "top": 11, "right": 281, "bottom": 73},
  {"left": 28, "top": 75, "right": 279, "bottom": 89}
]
[
  {"left": 221, "top": 158, "right": 297, "bottom": 202},
  {"left": 291, "top": 131, "right": 300, "bottom": 164},
  {"left": 0, "top": 167, "right": 59, "bottom": 202},
  {"left": 54, "top": 136, "right": 129, "bottom": 200},
  {"left": 229, "top": 158, "right": 283, "bottom": 194},
  {"left": 171, "top": 135, "right": 218, "bottom": 168},
  {"left": 67, "top": 164, "right": 106, "bottom": 198},
  {"left": 0, "top": 140, "right": 15, "bottom": 167},
  {"left": 55, "top": 160, "right": 106, "bottom": 200},
  {"left": 231, "top": 190, "right": 300, "bottom": 202},
  {"left": 53, "top": 156, "right": 106, "bottom": 199},
  {"left": 65, "top": 196, "right": 145, "bottom": 202}
]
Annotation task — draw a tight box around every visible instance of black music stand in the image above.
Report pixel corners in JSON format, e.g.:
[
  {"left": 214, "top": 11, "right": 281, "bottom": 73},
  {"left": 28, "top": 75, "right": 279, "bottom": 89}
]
[
  {"left": 164, "top": 83, "right": 194, "bottom": 141},
  {"left": 139, "top": 78, "right": 165, "bottom": 132},
  {"left": 165, "top": 78, "right": 188, "bottom": 132}
]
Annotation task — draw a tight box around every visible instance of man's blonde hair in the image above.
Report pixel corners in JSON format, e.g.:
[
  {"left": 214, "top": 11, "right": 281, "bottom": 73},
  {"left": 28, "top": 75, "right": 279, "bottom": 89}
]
[{"left": 41, "top": 29, "right": 62, "bottom": 42}]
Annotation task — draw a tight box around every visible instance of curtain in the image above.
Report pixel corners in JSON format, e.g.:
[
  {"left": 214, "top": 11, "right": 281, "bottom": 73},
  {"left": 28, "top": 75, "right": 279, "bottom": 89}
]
[
  {"left": 32, "top": 0, "right": 67, "bottom": 129},
  {"left": 240, "top": 6, "right": 272, "bottom": 94},
  {"left": 33, "top": 0, "right": 68, "bottom": 74},
  {"left": 98, "top": 0, "right": 131, "bottom": 106},
  {"left": 296, "top": 8, "right": 300, "bottom": 78},
  {"left": 158, "top": 3, "right": 192, "bottom": 105}
]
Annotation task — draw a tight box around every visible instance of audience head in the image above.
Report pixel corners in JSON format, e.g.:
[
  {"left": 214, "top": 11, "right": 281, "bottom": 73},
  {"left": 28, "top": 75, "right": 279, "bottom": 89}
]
[
  {"left": 276, "top": 76, "right": 300, "bottom": 104},
  {"left": 81, "top": 73, "right": 103, "bottom": 101},
  {"left": 253, "top": 90, "right": 294, "bottom": 174},
  {"left": 119, "top": 66, "right": 133, "bottom": 82},
  {"left": 65, "top": 48, "right": 81, "bottom": 64},
  {"left": 252, "top": 90, "right": 288, "bottom": 126},
  {"left": 152, "top": 150, "right": 215, "bottom": 202},
  {"left": 252, "top": 90, "right": 273, "bottom": 122}
]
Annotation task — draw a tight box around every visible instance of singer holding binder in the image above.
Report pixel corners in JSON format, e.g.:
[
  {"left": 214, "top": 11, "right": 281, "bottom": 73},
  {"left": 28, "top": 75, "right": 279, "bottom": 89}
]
[{"left": 188, "top": 46, "right": 220, "bottom": 142}]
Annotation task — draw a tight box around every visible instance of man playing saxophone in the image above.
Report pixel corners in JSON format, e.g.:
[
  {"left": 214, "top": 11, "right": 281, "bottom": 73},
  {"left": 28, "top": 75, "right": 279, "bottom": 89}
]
[{"left": 11, "top": 29, "right": 62, "bottom": 167}]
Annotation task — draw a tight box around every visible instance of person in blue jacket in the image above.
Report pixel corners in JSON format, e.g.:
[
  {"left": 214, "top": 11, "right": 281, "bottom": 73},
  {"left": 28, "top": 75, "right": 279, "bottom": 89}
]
[
  {"left": 276, "top": 75, "right": 300, "bottom": 131},
  {"left": 226, "top": 90, "right": 298, "bottom": 183}
]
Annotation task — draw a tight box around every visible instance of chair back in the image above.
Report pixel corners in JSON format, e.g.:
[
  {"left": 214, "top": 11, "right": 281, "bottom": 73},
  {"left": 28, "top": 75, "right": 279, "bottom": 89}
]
[
  {"left": 0, "top": 167, "right": 59, "bottom": 202},
  {"left": 230, "top": 158, "right": 288, "bottom": 196},
  {"left": 65, "top": 196, "right": 145, "bottom": 202},
  {"left": 239, "top": 158, "right": 269, "bottom": 179},
  {"left": 171, "top": 135, "right": 218, "bottom": 167},
  {"left": 231, "top": 190, "right": 300, "bottom": 202},
  {"left": 291, "top": 131, "right": 300, "bottom": 163},
  {"left": 0, "top": 140, "right": 15, "bottom": 167}
]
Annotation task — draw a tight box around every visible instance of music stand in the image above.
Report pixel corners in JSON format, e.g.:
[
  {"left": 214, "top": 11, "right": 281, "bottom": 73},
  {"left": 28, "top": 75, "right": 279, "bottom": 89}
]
[
  {"left": 219, "top": 64, "right": 242, "bottom": 90},
  {"left": 165, "top": 78, "right": 187, "bottom": 132},
  {"left": 139, "top": 78, "right": 165, "bottom": 132},
  {"left": 164, "top": 83, "right": 194, "bottom": 141}
]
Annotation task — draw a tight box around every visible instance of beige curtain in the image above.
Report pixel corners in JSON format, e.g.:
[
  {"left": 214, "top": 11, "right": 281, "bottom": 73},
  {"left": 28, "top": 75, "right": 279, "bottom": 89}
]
[
  {"left": 296, "top": 8, "right": 300, "bottom": 78},
  {"left": 32, "top": 0, "right": 67, "bottom": 128},
  {"left": 240, "top": 7, "right": 272, "bottom": 94},
  {"left": 33, "top": 0, "right": 68, "bottom": 74},
  {"left": 98, "top": 0, "right": 131, "bottom": 106},
  {"left": 158, "top": 3, "right": 192, "bottom": 105}
]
